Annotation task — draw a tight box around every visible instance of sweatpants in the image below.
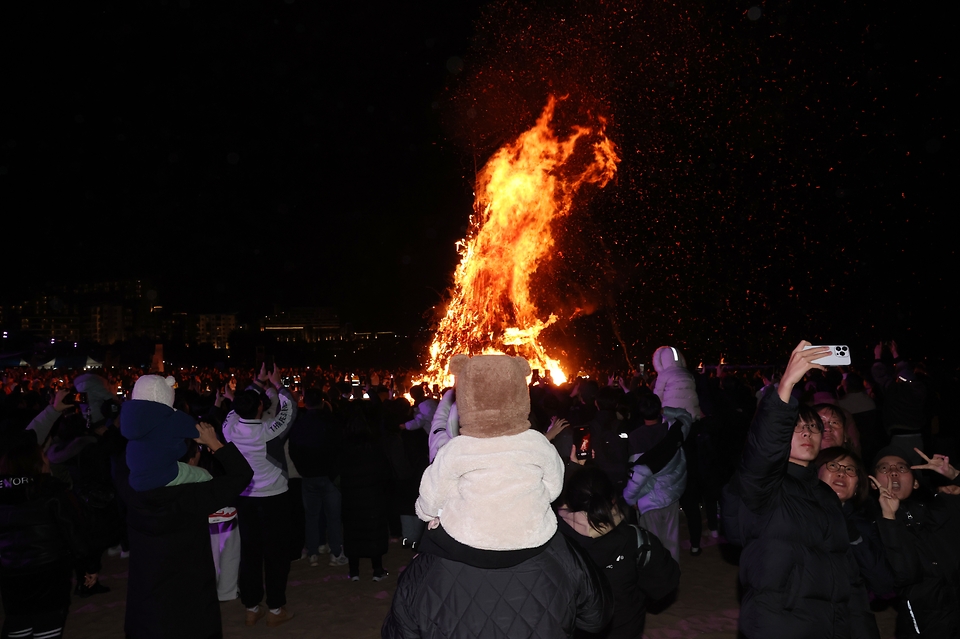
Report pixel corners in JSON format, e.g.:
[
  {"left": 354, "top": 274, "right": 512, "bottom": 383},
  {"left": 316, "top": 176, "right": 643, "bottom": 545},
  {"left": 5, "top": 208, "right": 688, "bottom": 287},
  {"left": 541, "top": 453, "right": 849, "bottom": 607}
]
[
  {"left": 236, "top": 492, "right": 292, "bottom": 610},
  {"left": 210, "top": 517, "right": 241, "bottom": 601},
  {"left": 1, "top": 609, "right": 68, "bottom": 639}
]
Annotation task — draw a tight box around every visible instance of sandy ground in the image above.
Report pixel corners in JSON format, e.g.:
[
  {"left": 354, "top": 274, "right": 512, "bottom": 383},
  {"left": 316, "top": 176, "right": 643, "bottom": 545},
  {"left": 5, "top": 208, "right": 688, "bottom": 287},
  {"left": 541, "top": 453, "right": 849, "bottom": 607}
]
[{"left": 6, "top": 510, "right": 896, "bottom": 638}]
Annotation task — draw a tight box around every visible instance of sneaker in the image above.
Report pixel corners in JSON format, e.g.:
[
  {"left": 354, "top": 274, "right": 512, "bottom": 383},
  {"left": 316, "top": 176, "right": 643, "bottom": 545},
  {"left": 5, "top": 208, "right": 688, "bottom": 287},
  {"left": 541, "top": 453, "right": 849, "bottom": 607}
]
[
  {"left": 372, "top": 570, "right": 390, "bottom": 582},
  {"left": 349, "top": 575, "right": 360, "bottom": 582},
  {"left": 329, "top": 551, "right": 348, "bottom": 566},
  {"left": 710, "top": 529, "right": 719, "bottom": 539},
  {"left": 266, "top": 607, "right": 294, "bottom": 628},
  {"left": 107, "top": 544, "right": 123, "bottom": 557},
  {"left": 317, "top": 543, "right": 331, "bottom": 554},
  {"left": 690, "top": 546, "right": 702, "bottom": 557},
  {"left": 245, "top": 606, "right": 267, "bottom": 626},
  {"left": 120, "top": 550, "right": 130, "bottom": 559},
  {"left": 75, "top": 580, "right": 111, "bottom": 598},
  {"left": 308, "top": 554, "right": 319, "bottom": 567}
]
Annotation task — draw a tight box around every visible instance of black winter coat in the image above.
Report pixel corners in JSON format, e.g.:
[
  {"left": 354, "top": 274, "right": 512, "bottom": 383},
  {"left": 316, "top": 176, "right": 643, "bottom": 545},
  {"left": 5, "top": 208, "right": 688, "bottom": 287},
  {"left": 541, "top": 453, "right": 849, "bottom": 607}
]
[
  {"left": 339, "top": 433, "right": 391, "bottom": 558},
  {"left": 0, "top": 473, "right": 94, "bottom": 574},
  {"left": 558, "top": 515, "right": 679, "bottom": 639},
  {"left": 382, "top": 526, "right": 613, "bottom": 639},
  {"left": 121, "top": 443, "right": 252, "bottom": 639},
  {"left": 288, "top": 407, "right": 343, "bottom": 479},
  {"left": 876, "top": 482, "right": 960, "bottom": 639},
  {"left": 722, "top": 392, "right": 878, "bottom": 639}
]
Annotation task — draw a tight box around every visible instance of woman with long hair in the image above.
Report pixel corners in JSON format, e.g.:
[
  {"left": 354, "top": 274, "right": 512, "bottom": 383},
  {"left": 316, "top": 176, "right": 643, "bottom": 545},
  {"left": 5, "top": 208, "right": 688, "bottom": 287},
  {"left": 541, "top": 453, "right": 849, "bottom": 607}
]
[{"left": 557, "top": 465, "right": 679, "bottom": 638}]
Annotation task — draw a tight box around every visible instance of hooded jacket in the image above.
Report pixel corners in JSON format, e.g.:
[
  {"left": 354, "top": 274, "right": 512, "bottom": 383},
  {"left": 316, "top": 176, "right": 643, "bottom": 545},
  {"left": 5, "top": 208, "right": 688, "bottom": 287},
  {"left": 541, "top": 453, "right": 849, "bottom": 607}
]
[
  {"left": 416, "top": 429, "right": 564, "bottom": 551},
  {"left": 120, "top": 399, "right": 201, "bottom": 492},
  {"left": 623, "top": 406, "right": 693, "bottom": 514},
  {"left": 652, "top": 346, "right": 701, "bottom": 419}
]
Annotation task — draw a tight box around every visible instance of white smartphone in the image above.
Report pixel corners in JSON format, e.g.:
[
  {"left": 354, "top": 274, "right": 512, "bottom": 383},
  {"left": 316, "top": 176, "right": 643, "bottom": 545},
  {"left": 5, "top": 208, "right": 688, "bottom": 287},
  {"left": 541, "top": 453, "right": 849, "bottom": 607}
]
[{"left": 803, "top": 344, "right": 851, "bottom": 366}]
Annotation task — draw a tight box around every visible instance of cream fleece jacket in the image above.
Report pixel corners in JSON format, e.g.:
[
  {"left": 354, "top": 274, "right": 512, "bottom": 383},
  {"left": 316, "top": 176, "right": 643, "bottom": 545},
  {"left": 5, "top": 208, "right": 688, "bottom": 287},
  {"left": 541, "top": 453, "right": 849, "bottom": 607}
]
[{"left": 416, "top": 429, "right": 564, "bottom": 551}]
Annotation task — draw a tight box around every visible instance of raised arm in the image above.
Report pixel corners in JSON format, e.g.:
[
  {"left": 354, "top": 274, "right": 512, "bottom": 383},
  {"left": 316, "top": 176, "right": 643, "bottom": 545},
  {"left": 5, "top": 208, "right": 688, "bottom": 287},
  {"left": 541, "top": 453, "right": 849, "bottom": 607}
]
[
  {"left": 739, "top": 342, "right": 827, "bottom": 512},
  {"left": 27, "top": 389, "right": 72, "bottom": 444}
]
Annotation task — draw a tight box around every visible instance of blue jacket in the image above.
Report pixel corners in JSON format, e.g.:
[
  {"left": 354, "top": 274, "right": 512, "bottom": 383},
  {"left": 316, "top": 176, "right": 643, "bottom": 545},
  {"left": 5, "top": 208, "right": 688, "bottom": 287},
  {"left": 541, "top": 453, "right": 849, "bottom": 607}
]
[{"left": 120, "top": 400, "right": 199, "bottom": 492}]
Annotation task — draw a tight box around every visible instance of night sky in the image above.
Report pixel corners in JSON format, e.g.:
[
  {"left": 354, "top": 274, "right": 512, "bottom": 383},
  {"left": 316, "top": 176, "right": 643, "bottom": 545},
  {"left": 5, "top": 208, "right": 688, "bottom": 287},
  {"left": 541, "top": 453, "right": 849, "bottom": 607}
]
[{"left": 2, "top": 1, "right": 955, "bottom": 369}]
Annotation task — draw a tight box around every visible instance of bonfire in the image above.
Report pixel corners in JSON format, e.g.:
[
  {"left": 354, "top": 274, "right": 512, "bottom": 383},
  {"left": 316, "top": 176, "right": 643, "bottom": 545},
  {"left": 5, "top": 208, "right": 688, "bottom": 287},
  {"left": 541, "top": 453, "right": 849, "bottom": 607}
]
[{"left": 423, "top": 96, "right": 619, "bottom": 386}]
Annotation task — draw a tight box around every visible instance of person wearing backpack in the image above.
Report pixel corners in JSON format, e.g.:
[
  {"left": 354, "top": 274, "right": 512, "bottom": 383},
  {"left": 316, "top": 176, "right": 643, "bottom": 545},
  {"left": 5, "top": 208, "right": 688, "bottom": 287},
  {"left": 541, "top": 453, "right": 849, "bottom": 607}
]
[{"left": 558, "top": 465, "right": 680, "bottom": 639}]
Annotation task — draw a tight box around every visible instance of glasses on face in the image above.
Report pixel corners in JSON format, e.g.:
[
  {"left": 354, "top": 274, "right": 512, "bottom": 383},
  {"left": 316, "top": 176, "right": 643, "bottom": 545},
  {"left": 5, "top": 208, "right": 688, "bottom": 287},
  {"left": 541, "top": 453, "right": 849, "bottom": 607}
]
[
  {"left": 876, "top": 463, "right": 911, "bottom": 475},
  {"left": 825, "top": 461, "right": 858, "bottom": 477},
  {"left": 794, "top": 422, "right": 823, "bottom": 434}
]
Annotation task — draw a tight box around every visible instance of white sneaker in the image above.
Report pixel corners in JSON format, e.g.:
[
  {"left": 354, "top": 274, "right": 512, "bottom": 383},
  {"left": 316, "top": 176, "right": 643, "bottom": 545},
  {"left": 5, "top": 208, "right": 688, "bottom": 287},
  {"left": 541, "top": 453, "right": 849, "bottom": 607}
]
[
  {"left": 308, "top": 555, "right": 319, "bottom": 567},
  {"left": 107, "top": 545, "right": 123, "bottom": 557},
  {"left": 329, "top": 552, "right": 348, "bottom": 566},
  {"left": 317, "top": 543, "right": 331, "bottom": 554}
]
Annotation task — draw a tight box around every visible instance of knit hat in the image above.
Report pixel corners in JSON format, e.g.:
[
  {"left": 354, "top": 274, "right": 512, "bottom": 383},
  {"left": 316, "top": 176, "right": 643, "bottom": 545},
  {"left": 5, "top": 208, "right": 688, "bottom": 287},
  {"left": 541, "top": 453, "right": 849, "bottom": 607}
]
[
  {"left": 131, "top": 375, "right": 176, "bottom": 408},
  {"left": 449, "top": 354, "right": 531, "bottom": 438}
]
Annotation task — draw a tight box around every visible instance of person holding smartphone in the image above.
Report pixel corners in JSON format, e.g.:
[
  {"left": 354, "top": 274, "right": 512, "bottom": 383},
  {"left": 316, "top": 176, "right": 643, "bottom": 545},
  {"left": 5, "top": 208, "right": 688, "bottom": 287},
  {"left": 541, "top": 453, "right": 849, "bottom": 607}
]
[{"left": 722, "top": 342, "right": 879, "bottom": 639}]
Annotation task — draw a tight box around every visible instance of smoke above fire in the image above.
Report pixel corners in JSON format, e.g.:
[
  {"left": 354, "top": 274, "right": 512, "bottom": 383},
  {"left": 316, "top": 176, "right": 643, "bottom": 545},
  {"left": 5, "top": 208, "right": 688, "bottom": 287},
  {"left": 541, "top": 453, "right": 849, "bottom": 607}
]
[{"left": 423, "top": 96, "right": 619, "bottom": 385}]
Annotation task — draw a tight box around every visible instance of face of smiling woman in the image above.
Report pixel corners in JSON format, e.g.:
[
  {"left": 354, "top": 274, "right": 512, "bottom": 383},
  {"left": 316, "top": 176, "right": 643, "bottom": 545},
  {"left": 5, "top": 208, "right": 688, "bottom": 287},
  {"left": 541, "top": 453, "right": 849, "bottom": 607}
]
[{"left": 817, "top": 455, "right": 859, "bottom": 503}]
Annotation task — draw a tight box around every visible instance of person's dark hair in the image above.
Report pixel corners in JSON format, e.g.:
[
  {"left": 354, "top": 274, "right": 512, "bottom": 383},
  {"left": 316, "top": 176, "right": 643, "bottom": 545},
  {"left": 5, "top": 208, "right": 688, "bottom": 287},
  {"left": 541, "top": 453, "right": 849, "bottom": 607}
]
[
  {"left": 578, "top": 379, "right": 600, "bottom": 405},
  {"left": 562, "top": 466, "right": 619, "bottom": 533},
  {"left": 595, "top": 386, "right": 621, "bottom": 412},
  {"left": 179, "top": 439, "right": 199, "bottom": 464},
  {"left": 814, "top": 447, "right": 868, "bottom": 507},
  {"left": 844, "top": 372, "right": 865, "bottom": 393},
  {"left": 233, "top": 390, "right": 263, "bottom": 420},
  {"left": 813, "top": 403, "right": 845, "bottom": 427},
  {"left": 410, "top": 385, "right": 426, "bottom": 403},
  {"left": 616, "top": 391, "right": 637, "bottom": 421},
  {"left": 796, "top": 404, "right": 824, "bottom": 433},
  {"left": 0, "top": 430, "right": 45, "bottom": 476},
  {"left": 303, "top": 387, "right": 326, "bottom": 409},
  {"left": 636, "top": 392, "right": 663, "bottom": 422}
]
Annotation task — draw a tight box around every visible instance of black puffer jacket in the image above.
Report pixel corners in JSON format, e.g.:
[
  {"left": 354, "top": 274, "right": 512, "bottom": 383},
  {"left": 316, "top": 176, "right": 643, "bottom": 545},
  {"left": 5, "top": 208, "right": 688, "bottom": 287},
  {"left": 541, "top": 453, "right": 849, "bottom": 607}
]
[
  {"left": 876, "top": 483, "right": 960, "bottom": 639},
  {"left": 722, "top": 392, "right": 878, "bottom": 639},
  {"left": 0, "top": 474, "right": 91, "bottom": 574},
  {"left": 382, "top": 526, "right": 613, "bottom": 639}
]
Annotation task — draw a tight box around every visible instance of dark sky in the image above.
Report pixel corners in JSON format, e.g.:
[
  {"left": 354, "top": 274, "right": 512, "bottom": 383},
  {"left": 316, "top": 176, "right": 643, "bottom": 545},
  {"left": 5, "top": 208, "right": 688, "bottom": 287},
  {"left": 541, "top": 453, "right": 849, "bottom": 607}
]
[
  {"left": 2, "top": 0, "right": 955, "bottom": 367},
  {"left": 1, "top": 0, "right": 481, "bottom": 327}
]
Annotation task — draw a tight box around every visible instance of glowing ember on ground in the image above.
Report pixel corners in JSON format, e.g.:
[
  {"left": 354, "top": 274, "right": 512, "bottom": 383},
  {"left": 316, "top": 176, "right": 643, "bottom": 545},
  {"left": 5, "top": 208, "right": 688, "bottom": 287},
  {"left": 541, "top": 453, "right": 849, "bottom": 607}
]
[{"left": 422, "top": 96, "right": 619, "bottom": 386}]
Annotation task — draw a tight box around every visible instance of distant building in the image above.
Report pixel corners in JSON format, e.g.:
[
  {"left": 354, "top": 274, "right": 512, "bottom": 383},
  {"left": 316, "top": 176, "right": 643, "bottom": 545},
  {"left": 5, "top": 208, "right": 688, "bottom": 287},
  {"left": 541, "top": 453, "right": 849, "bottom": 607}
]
[
  {"left": 261, "top": 307, "right": 340, "bottom": 343},
  {"left": 4, "top": 296, "right": 82, "bottom": 342},
  {"left": 197, "top": 314, "right": 236, "bottom": 349},
  {"left": 85, "top": 304, "right": 129, "bottom": 345}
]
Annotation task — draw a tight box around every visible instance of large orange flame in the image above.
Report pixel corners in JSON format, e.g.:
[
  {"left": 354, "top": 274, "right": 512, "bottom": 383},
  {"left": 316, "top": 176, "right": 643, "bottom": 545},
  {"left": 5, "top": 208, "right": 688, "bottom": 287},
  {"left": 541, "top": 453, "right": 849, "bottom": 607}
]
[{"left": 423, "top": 96, "right": 619, "bottom": 386}]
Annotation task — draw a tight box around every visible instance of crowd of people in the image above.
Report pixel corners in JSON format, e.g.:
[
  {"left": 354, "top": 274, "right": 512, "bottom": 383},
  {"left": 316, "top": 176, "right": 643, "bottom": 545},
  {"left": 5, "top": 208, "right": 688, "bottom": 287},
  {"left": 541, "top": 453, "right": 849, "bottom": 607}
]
[{"left": 0, "top": 338, "right": 956, "bottom": 638}]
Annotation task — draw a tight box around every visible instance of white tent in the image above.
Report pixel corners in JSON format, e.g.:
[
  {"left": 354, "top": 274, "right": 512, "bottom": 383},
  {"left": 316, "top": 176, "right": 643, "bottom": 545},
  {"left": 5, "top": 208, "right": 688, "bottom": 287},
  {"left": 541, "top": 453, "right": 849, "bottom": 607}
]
[{"left": 39, "top": 356, "right": 104, "bottom": 370}]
